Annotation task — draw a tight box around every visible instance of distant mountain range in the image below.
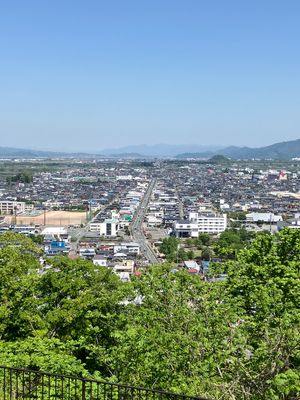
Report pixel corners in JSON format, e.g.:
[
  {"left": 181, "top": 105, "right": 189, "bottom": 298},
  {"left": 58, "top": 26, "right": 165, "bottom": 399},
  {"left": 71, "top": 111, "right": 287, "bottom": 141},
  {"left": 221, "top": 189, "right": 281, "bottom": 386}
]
[
  {"left": 100, "top": 144, "right": 222, "bottom": 157},
  {"left": 1, "top": 139, "right": 300, "bottom": 160},
  {"left": 0, "top": 147, "right": 68, "bottom": 158},
  {"left": 0, "top": 146, "right": 152, "bottom": 160},
  {"left": 0, "top": 146, "right": 107, "bottom": 159},
  {"left": 176, "top": 139, "right": 300, "bottom": 160}
]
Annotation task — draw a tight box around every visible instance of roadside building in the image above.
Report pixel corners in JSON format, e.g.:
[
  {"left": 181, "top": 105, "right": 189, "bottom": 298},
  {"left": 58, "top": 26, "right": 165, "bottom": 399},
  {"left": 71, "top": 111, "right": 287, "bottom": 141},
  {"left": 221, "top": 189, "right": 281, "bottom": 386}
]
[
  {"left": 246, "top": 212, "right": 283, "bottom": 223},
  {"left": 174, "top": 220, "right": 199, "bottom": 238},
  {"left": 114, "top": 242, "right": 140, "bottom": 255}
]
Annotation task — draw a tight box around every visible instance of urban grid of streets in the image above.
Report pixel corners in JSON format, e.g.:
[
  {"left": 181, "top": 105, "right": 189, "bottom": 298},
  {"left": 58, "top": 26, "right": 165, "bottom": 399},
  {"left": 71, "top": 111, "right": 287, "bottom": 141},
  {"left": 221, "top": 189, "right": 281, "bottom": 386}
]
[{"left": 1, "top": 158, "right": 300, "bottom": 269}]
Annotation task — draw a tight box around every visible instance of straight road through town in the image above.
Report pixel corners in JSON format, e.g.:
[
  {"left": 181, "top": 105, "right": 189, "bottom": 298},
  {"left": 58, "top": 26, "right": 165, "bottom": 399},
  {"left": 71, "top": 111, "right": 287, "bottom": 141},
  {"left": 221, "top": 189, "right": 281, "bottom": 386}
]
[{"left": 131, "top": 178, "right": 159, "bottom": 265}]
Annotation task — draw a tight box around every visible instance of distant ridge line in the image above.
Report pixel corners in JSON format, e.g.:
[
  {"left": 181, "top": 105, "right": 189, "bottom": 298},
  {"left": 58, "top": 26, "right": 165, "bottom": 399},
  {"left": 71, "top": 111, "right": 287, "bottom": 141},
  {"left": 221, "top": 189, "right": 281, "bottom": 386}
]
[
  {"left": 1, "top": 138, "right": 300, "bottom": 159},
  {"left": 176, "top": 138, "right": 300, "bottom": 160}
]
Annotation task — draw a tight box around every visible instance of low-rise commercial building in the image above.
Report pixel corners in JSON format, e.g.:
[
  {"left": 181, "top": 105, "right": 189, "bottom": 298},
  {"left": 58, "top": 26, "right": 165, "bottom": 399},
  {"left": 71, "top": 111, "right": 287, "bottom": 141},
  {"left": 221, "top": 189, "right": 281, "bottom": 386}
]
[{"left": 246, "top": 212, "right": 283, "bottom": 223}]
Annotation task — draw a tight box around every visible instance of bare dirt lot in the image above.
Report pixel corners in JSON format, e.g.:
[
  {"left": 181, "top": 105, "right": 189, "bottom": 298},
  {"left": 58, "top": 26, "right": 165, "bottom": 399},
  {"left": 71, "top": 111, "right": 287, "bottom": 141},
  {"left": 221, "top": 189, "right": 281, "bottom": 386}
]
[{"left": 5, "top": 211, "right": 87, "bottom": 227}]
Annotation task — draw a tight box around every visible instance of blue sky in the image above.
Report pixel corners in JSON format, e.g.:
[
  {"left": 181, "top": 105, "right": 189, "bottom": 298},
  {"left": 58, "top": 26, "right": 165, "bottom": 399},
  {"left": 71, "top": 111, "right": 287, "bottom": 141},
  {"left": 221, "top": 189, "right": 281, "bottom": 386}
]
[{"left": 0, "top": 0, "right": 299, "bottom": 151}]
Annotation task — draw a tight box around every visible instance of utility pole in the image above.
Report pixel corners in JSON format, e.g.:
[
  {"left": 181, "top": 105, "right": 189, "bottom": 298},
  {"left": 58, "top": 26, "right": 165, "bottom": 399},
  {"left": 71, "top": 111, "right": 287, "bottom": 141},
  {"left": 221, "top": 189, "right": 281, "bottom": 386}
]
[
  {"left": 86, "top": 204, "right": 89, "bottom": 223},
  {"left": 176, "top": 242, "right": 180, "bottom": 266},
  {"left": 13, "top": 206, "right": 17, "bottom": 226},
  {"left": 269, "top": 213, "right": 273, "bottom": 233}
]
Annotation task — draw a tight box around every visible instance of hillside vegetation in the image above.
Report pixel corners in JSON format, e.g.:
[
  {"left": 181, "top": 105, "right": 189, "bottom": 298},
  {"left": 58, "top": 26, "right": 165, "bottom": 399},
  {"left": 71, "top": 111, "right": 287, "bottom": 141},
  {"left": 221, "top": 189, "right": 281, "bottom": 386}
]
[{"left": 0, "top": 231, "right": 299, "bottom": 399}]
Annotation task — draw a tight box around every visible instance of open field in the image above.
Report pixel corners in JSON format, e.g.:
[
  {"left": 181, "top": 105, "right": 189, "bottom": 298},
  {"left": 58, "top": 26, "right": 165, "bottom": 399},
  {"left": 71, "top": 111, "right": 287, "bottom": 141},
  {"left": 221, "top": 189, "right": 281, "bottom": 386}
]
[{"left": 5, "top": 211, "right": 87, "bottom": 227}]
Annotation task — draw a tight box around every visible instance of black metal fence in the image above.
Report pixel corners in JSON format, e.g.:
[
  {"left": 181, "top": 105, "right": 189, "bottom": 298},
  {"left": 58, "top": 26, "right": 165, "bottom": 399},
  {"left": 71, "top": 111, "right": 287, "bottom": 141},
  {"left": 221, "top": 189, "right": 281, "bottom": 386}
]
[{"left": 0, "top": 366, "right": 207, "bottom": 400}]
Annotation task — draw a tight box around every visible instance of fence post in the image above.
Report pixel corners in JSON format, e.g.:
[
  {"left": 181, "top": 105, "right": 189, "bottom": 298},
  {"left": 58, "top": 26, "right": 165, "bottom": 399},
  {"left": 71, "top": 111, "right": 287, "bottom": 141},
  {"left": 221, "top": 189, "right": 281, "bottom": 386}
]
[{"left": 82, "top": 380, "right": 86, "bottom": 400}]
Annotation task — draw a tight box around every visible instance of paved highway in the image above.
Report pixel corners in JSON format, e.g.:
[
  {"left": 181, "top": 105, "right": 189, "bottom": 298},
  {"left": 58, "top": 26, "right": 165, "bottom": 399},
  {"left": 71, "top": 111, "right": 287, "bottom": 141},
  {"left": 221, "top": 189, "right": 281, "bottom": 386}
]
[{"left": 131, "top": 178, "right": 160, "bottom": 264}]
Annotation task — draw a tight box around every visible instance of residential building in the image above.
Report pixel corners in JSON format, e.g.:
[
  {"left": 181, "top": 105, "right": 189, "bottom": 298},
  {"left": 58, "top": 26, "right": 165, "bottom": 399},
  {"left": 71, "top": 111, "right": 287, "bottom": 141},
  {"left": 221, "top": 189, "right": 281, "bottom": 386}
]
[
  {"left": 114, "top": 242, "right": 140, "bottom": 255},
  {"left": 93, "top": 255, "right": 108, "bottom": 267}
]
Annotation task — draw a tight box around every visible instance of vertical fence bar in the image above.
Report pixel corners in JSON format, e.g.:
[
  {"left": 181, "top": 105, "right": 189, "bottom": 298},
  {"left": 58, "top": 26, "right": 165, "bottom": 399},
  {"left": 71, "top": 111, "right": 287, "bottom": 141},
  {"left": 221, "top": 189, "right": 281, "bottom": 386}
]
[
  {"left": 96, "top": 382, "right": 100, "bottom": 400},
  {"left": 103, "top": 382, "right": 107, "bottom": 400},
  {"left": 60, "top": 375, "right": 63, "bottom": 398},
  {"left": 68, "top": 377, "right": 71, "bottom": 400},
  {"left": 35, "top": 371, "right": 38, "bottom": 399},
  {"left": 9, "top": 368, "right": 12, "bottom": 400},
  {"left": 41, "top": 372, "right": 44, "bottom": 400},
  {"left": 28, "top": 371, "right": 32, "bottom": 399},
  {"left": 15, "top": 369, "right": 19, "bottom": 399},
  {"left": 82, "top": 379, "right": 86, "bottom": 400},
  {"left": 22, "top": 370, "right": 25, "bottom": 399},
  {"left": 3, "top": 366, "right": 6, "bottom": 400},
  {"left": 48, "top": 374, "right": 51, "bottom": 400},
  {"left": 89, "top": 380, "right": 93, "bottom": 400}
]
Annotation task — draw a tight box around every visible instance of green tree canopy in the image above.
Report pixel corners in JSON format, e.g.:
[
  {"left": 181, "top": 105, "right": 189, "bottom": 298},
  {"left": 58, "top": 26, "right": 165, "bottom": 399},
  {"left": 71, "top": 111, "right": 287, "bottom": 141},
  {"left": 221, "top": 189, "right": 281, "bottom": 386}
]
[
  {"left": 159, "top": 237, "right": 179, "bottom": 262},
  {"left": 0, "top": 231, "right": 299, "bottom": 399}
]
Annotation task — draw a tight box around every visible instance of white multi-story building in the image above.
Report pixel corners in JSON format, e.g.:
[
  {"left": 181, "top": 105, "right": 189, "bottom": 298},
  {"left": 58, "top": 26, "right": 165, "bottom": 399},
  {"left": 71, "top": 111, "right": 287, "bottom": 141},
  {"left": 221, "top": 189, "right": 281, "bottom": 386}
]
[
  {"left": 0, "top": 200, "right": 26, "bottom": 214},
  {"left": 174, "top": 220, "right": 199, "bottom": 238},
  {"left": 189, "top": 212, "right": 227, "bottom": 234},
  {"left": 89, "top": 219, "right": 119, "bottom": 236}
]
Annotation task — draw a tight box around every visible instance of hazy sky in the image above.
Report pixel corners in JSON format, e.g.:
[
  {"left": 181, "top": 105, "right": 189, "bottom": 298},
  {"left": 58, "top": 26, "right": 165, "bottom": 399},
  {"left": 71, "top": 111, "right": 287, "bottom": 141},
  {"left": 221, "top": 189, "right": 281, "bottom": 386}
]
[{"left": 0, "top": 0, "right": 300, "bottom": 151}]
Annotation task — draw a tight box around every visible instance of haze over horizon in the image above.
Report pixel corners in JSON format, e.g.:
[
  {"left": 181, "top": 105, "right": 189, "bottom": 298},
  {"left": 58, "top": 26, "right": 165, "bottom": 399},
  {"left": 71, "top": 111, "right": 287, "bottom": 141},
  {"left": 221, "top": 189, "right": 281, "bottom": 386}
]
[{"left": 1, "top": 1, "right": 300, "bottom": 152}]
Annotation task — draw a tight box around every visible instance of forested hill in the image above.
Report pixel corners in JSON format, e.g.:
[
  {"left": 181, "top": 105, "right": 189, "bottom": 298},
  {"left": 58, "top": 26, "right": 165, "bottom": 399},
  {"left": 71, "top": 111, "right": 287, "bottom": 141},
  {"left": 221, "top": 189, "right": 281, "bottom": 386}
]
[
  {"left": 0, "top": 231, "right": 299, "bottom": 399},
  {"left": 176, "top": 138, "right": 300, "bottom": 160}
]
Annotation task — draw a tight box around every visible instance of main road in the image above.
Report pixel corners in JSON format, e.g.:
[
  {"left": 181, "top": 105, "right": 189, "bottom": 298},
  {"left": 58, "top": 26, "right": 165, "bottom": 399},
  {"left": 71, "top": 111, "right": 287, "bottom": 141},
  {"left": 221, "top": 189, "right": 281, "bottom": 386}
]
[{"left": 131, "top": 178, "right": 160, "bottom": 264}]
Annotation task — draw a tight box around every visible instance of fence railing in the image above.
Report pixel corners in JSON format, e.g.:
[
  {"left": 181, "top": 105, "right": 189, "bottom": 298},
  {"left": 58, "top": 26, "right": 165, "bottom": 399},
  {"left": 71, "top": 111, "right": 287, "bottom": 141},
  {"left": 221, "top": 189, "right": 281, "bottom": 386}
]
[{"left": 0, "top": 366, "right": 208, "bottom": 400}]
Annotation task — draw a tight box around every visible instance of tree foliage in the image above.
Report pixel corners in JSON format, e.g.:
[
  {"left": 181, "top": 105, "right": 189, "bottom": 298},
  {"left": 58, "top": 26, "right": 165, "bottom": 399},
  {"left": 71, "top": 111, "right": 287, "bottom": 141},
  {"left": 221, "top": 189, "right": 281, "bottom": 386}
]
[
  {"left": 159, "top": 237, "right": 179, "bottom": 261},
  {"left": 6, "top": 171, "right": 33, "bottom": 184},
  {"left": 0, "top": 230, "right": 299, "bottom": 399},
  {"left": 214, "top": 228, "right": 255, "bottom": 259}
]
